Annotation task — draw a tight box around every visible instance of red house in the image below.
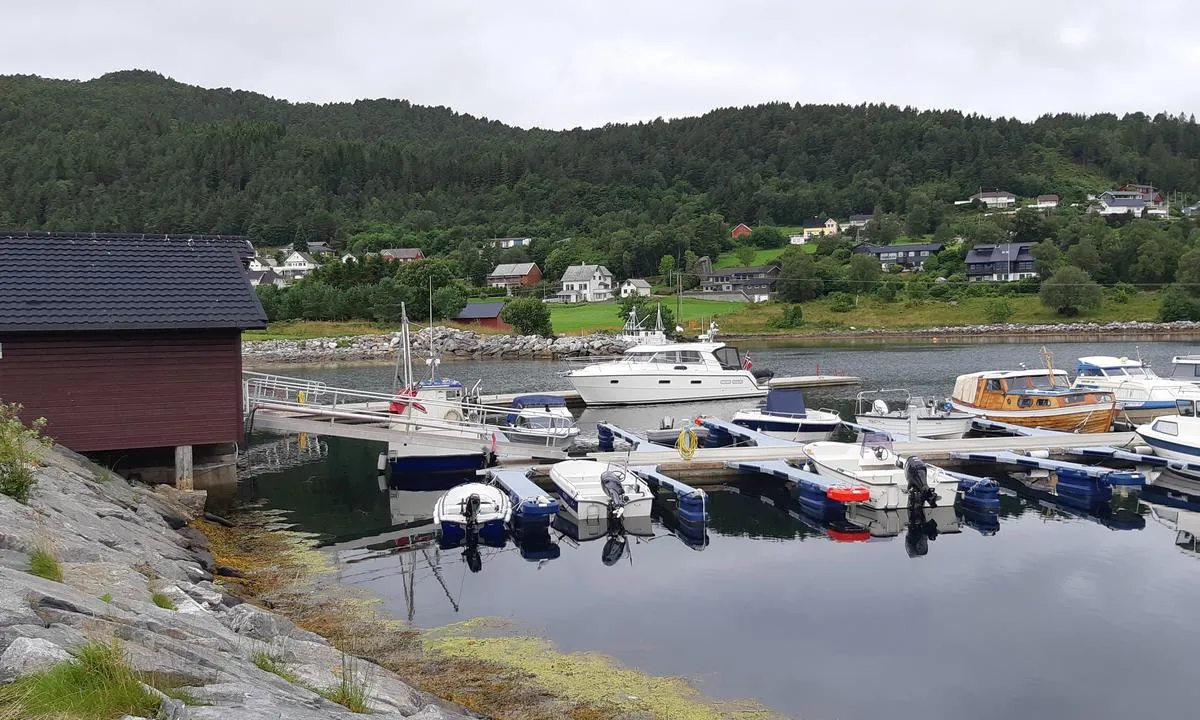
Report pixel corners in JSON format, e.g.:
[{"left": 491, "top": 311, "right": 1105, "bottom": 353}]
[
  {"left": 731, "top": 223, "right": 752, "bottom": 239},
  {"left": 451, "top": 301, "right": 512, "bottom": 331},
  {"left": 487, "top": 262, "right": 542, "bottom": 290},
  {"left": 380, "top": 248, "right": 424, "bottom": 262},
  {"left": 0, "top": 233, "right": 267, "bottom": 486}
]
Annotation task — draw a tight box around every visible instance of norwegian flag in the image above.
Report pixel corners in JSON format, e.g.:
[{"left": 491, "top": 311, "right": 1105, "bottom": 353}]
[
  {"left": 389, "top": 387, "right": 427, "bottom": 415},
  {"left": 742, "top": 352, "right": 753, "bottom": 370}
]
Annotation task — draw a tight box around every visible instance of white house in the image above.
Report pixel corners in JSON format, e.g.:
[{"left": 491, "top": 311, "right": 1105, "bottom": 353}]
[
  {"left": 847, "top": 214, "right": 872, "bottom": 228},
  {"left": 1030, "top": 194, "right": 1059, "bottom": 210},
  {"left": 248, "top": 256, "right": 276, "bottom": 272},
  {"left": 620, "top": 278, "right": 652, "bottom": 298},
  {"left": 970, "top": 191, "right": 1017, "bottom": 209},
  {"left": 487, "top": 237, "right": 532, "bottom": 249},
  {"left": 1090, "top": 197, "right": 1146, "bottom": 217},
  {"left": 249, "top": 268, "right": 287, "bottom": 289},
  {"left": 788, "top": 234, "right": 807, "bottom": 245},
  {"left": 556, "top": 264, "right": 613, "bottom": 303},
  {"left": 340, "top": 253, "right": 357, "bottom": 264},
  {"left": 280, "top": 250, "right": 318, "bottom": 280}
]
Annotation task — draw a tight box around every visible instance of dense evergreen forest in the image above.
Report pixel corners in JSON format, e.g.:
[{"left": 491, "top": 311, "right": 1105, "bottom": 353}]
[{"left": 3, "top": 70, "right": 1200, "bottom": 267}]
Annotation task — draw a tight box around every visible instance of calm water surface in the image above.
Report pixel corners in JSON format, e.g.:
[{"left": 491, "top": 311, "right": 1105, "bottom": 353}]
[{"left": 239, "top": 339, "right": 1200, "bottom": 720}]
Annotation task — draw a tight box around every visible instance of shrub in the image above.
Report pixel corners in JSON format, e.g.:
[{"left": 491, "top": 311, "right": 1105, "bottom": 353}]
[
  {"left": 1109, "top": 282, "right": 1137, "bottom": 304},
  {"left": 828, "top": 292, "right": 855, "bottom": 312},
  {"left": 500, "top": 297, "right": 553, "bottom": 336},
  {"left": 1040, "top": 265, "right": 1102, "bottom": 316},
  {"left": 769, "top": 305, "right": 805, "bottom": 329},
  {"left": 0, "top": 640, "right": 160, "bottom": 720},
  {"left": 1158, "top": 285, "right": 1200, "bottom": 321},
  {"left": 151, "top": 591, "right": 176, "bottom": 610},
  {"left": 984, "top": 298, "right": 1015, "bottom": 324},
  {"left": 0, "top": 403, "right": 51, "bottom": 504},
  {"left": 29, "top": 547, "right": 63, "bottom": 582}
]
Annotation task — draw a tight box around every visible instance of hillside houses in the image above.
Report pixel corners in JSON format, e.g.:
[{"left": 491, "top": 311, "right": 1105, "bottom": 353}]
[
  {"left": 955, "top": 190, "right": 1017, "bottom": 209},
  {"left": 853, "top": 242, "right": 943, "bottom": 271},
  {"left": 488, "top": 262, "right": 541, "bottom": 291},
  {"left": 380, "top": 248, "right": 425, "bottom": 262},
  {"left": 556, "top": 264, "right": 613, "bottom": 303},
  {"left": 802, "top": 217, "right": 840, "bottom": 239},
  {"left": 487, "top": 237, "right": 532, "bottom": 249},
  {"left": 1088, "top": 186, "right": 1169, "bottom": 218},
  {"left": 965, "top": 243, "right": 1036, "bottom": 282},
  {"left": 701, "top": 265, "right": 779, "bottom": 302}
]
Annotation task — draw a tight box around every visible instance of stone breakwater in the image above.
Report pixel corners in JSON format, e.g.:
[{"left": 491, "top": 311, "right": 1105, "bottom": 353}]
[
  {"left": 0, "top": 446, "right": 474, "bottom": 720},
  {"left": 243, "top": 326, "right": 637, "bottom": 364}
]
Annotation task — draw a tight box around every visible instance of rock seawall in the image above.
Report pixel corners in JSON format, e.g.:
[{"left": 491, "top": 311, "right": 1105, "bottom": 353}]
[
  {"left": 782, "top": 320, "right": 1200, "bottom": 338},
  {"left": 0, "top": 446, "right": 475, "bottom": 719},
  {"left": 244, "top": 326, "right": 637, "bottom": 364}
]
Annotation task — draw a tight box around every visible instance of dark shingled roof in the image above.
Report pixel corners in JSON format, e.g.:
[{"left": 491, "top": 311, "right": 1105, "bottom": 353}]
[
  {"left": 0, "top": 234, "right": 268, "bottom": 332},
  {"left": 454, "top": 301, "right": 506, "bottom": 320}
]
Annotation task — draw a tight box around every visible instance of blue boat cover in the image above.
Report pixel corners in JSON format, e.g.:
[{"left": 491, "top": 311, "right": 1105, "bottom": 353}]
[
  {"left": 763, "top": 388, "right": 807, "bottom": 417},
  {"left": 511, "top": 394, "right": 568, "bottom": 409}
]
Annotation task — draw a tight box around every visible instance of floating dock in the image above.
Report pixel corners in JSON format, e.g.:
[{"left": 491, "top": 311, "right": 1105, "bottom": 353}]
[
  {"left": 949, "top": 450, "right": 1146, "bottom": 487},
  {"left": 483, "top": 468, "right": 560, "bottom": 522}
]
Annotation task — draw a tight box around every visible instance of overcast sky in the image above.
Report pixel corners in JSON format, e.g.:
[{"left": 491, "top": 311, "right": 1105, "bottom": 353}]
[{"left": 2, "top": 0, "right": 1197, "bottom": 129}]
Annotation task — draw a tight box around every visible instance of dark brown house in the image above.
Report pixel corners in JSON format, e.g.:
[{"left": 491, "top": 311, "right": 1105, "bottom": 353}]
[{"left": 0, "top": 233, "right": 266, "bottom": 480}]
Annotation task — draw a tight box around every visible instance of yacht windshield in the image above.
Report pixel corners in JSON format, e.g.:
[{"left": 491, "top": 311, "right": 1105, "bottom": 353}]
[
  {"left": 1122, "top": 367, "right": 1149, "bottom": 378},
  {"left": 626, "top": 352, "right": 655, "bottom": 363},
  {"left": 1026, "top": 374, "right": 1060, "bottom": 388}
]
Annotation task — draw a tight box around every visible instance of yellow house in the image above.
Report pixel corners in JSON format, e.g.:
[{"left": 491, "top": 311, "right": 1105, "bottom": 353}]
[{"left": 802, "top": 217, "right": 841, "bottom": 238}]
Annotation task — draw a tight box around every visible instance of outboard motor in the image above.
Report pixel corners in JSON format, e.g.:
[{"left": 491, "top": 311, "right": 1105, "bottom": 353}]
[
  {"left": 463, "top": 535, "right": 483, "bottom": 573},
  {"left": 904, "top": 456, "right": 939, "bottom": 508},
  {"left": 602, "top": 519, "right": 628, "bottom": 566},
  {"left": 751, "top": 367, "right": 775, "bottom": 382},
  {"left": 462, "top": 493, "right": 482, "bottom": 532},
  {"left": 601, "top": 470, "right": 629, "bottom": 516},
  {"left": 659, "top": 416, "right": 675, "bottom": 431}
]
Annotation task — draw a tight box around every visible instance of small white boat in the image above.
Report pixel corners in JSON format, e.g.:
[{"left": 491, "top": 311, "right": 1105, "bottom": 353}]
[
  {"left": 494, "top": 395, "right": 579, "bottom": 447},
  {"left": 854, "top": 389, "right": 973, "bottom": 439},
  {"left": 1073, "top": 355, "right": 1200, "bottom": 423},
  {"left": 804, "top": 437, "right": 958, "bottom": 510},
  {"left": 549, "top": 460, "right": 653, "bottom": 520},
  {"left": 1134, "top": 399, "right": 1200, "bottom": 477},
  {"left": 731, "top": 388, "right": 840, "bottom": 441},
  {"left": 1169, "top": 355, "right": 1200, "bottom": 385},
  {"left": 433, "top": 483, "right": 511, "bottom": 543}
]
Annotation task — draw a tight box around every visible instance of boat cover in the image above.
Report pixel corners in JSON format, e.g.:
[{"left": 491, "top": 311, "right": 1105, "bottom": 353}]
[
  {"left": 511, "top": 394, "right": 568, "bottom": 409},
  {"left": 763, "top": 388, "right": 808, "bottom": 417}
]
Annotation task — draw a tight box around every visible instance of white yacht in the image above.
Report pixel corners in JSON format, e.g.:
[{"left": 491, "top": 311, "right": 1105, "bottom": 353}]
[
  {"left": 1170, "top": 355, "right": 1200, "bottom": 385},
  {"left": 1072, "top": 355, "right": 1200, "bottom": 423},
  {"left": 1135, "top": 398, "right": 1200, "bottom": 477},
  {"left": 564, "top": 323, "right": 771, "bottom": 405}
]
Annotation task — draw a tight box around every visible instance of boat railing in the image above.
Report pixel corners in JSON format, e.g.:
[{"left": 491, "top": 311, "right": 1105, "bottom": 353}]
[
  {"left": 243, "top": 371, "right": 577, "bottom": 447},
  {"left": 855, "top": 388, "right": 913, "bottom": 415}
]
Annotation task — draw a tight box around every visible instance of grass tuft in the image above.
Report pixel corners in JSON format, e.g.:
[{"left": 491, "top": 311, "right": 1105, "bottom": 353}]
[
  {"left": 0, "top": 640, "right": 160, "bottom": 720},
  {"left": 316, "top": 654, "right": 372, "bottom": 713},
  {"left": 252, "top": 651, "right": 300, "bottom": 685},
  {"left": 151, "top": 591, "right": 176, "bottom": 610},
  {"left": 100, "top": 593, "right": 113, "bottom": 603},
  {"left": 28, "top": 547, "right": 63, "bottom": 582}
]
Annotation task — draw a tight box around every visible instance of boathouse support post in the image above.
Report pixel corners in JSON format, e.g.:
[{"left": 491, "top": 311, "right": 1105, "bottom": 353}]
[{"left": 174, "top": 445, "right": 194, "bottom": 491}]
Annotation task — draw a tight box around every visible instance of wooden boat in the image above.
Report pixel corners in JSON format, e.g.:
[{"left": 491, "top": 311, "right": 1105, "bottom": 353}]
[{"left": 950, "top": 368, "right": 1117, "bottom": 433}]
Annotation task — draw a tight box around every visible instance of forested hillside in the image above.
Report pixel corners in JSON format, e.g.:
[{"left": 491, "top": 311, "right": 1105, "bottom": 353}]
[{"left": 3, "top": 70, "right": 1200, "bottom": 274}]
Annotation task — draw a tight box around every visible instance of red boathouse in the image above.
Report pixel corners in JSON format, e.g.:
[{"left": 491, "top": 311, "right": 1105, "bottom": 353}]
[{"left": 0, "top": 233, "right": 267, "bottom": 486}]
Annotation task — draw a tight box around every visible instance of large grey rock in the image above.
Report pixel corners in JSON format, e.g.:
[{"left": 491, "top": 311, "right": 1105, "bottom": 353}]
[
  {"left": 0, "top": 636, "right": 70, "bottom": 680},
  {"left": 224, "top": 603, "right": 322, "bottom": 643},
  {"left": 61, "top": 561, "right": 153, "bottom": 604}
]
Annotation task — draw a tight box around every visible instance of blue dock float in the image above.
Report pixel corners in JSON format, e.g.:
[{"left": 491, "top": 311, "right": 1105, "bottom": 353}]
[
  {"left": 628, "top": 465, "right": 708, "bottom": 522},
  {"left": 483, "top": 468, "right": 561, "bottom": 523},
  {"left": 597, "top": 423, "right": 670, "bottom": 452},
  {"left": 1068, "top": 446, "right": 1200, "bottom": 477},
  {"left": 943, "top": 469, "right": 1002, "bottom": 510},
  {"left": 724, "top": 459, "right": 870, "bottom": 519},
  {"left": 698, "top": 417, "right": 801, "bottom": 448},
  {"left": 950, "top": 450, "right": 1145, "bottom": 488}
]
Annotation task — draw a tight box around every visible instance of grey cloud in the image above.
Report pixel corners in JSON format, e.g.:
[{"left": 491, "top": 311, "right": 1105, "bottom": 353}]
[{"left": 0, "top": 0, "right": 1197, "bottom": 128}]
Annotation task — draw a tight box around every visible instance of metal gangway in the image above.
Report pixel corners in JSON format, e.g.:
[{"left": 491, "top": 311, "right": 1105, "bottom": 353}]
[{"left": 243, "top": 371, "right": 568, "bottom": 461}]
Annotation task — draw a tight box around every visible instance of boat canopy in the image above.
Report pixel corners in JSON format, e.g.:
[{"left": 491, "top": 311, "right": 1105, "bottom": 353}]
[
  {"left": 511, "top": 394, "right": 568, "bottom": 409},
  {"left": 762, "top": 388, "right": 807, "bottom": 417}
]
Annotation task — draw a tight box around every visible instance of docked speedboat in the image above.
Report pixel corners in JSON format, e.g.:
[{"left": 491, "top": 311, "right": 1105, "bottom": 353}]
[
  {"left": 493, "top": 394, "right": 579, "bottom": 447},
  {"left": 1074, "top": 355, "right": 1200, "bottom": 423},
  {"left": 951, "top": 368, "right": 1117, "bottom": 433},
  {"left": 564, "top": 322, "right": 772, "bottom": 405},
  {"left": 433, "top": 482, "right": 511, "bottom": 545},
  {"left": 731, "top": 388, "right": 840, "bottom": 441},
  {"left": 804, "top": 438, "right": 957, "bottom": 510},
  {"left": 1134, "top": 399, "right": 1200, "bottom": 476},
  {"left": 854, "top": 389, "right": 972, "bottom": 439},
  {"left": 548, "top": 460, "right": 653, "bottom": 520}
]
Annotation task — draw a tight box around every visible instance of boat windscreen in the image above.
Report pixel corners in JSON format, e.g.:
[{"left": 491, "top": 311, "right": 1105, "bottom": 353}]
[
  {"left": 713, "top": 346, "right": 741, "bottom": 370},
  {"left": 763, "top": 388, "right": 807, "bottom": 416}
]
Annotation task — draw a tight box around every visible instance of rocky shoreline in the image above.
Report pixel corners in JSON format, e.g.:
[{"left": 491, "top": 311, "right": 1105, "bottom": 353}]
[
  {"left": 242, "top": 321, "right": 1200, "bottom": 365},
  {"left": 0, "top": 445, "right": 475, "bottom": 719}
]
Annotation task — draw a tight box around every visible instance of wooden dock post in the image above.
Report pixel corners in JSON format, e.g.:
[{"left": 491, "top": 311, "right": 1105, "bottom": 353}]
[{"left": 174, "top": 445, "right": 194, "bottom": 491}]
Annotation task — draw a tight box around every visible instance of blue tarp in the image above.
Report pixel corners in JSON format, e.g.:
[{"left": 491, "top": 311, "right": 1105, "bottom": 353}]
[
  {"left": 511, "top": 394, "right": 568, "bottom": 409},
  {"left": 762, "top": 388, "right": 807, "bottom": 417}
]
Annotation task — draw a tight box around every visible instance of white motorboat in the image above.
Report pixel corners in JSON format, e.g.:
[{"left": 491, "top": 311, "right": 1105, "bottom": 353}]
[
  {"left": 1134, "top": 399, "right": 1200, "bottom": 476},
  {"left": 854, "top": 389, "right": 973, "bottom": 439},
  {"left": 1073, "top": 355, "right": 1200, "bottom": 423},
  {"left": 804, "top": 437, "right": 958, "bottom": 510},
  {"left": 432, "top": 482, "right": 511, "bottom": 542},
  {"left": 492, "top": 395, "right": 579, "bottom": 447},
  {"left": 564, "top": 322, "right": 772, "bottom": 405},
  {"left": 548, "top": 460, "right": 653, "bottom": 520},
  {"left": 731, "top": 388, "right": 840, "bottom": 441},
  {"left": 1169, "top": 355, "right": 1200, "bottom": 384}
]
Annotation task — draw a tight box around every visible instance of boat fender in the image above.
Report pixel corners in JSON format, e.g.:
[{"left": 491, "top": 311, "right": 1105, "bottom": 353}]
[
  {"left": 940, "top": 401, "right": 953, "bottom": 412},
  {"left": 1025, "top": 449, "right": 1050, "bottom": 459},
  {"left": 1133, "top": 445, "right": 1153, "bottom": 455},
  {"left": 444, "top": 408, "right": 463, "bottom": 422}
]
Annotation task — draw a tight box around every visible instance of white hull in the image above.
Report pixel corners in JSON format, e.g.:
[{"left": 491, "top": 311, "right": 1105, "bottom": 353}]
[
  {"left": 549, "top": 460, "right": 654, "bottom": 520},
  {"left": 845, "top": 504, "right": 962, "bottom": 537},
  {"left": 569, "top": 371, "right": 765, "bottom": 405},
  {"left": 854, "top": 414, "right": 973, "bottom": 440},
  {"left": 731, "top": 408, "right": 841, "bottom": 442},
  {"left": 805, "top": 442, "right": 958, "bottom": 510},
  {"left": 433, "top": 483, "right": 511, "bottom": 527}
]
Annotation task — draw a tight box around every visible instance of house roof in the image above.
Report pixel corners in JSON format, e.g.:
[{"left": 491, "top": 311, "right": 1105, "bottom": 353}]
[
  {"left": 561, "top": 264, "right": 611, "bottom": 282},
  {"left": 849, "top": 214, "right": 873, "bottom": 222},
  {"left": 1036, "top": 194, "right": 1060, "bottom": 203},
  {"left": 802, "top": 217, "right": 830, "bottom": 228},
  {"left": 487, "top": 237, "right": 531, "bottom": 243},
  {"left": 251, "top": 269, "right": 282, "bottom": 283},
  {"left": 972, "top": 191, "right": 1016, "bottom": 199},
  {"left": 0, "top": 234, "right": 268, "bottom": 332},
  {"left": 623, "top": 278, "right": 652, "bottom": 288},
  {"left": 2, "top": 230, "right": 255, "bottom": 263},
  {"left": 380, "top": 248, "right": 423, "bottom": 260},
  {"left": 488, "top": 262, "right": 538, "bottom": 277},
  {"left": 854, "top": 242, "right": 944, "bottom": 255},
  {"left": 965, "top": 242, "right": 1035, "bottom": 264},
  {"left": 289, "top": 251, "right": 316, "bottom": 263},
  {"left": 454, "top": 301, "right": 506, "bottom": 320},
  {"left": 1105, "top": 197, "right": 1146, "bottom": 208},
  {"left": 706, "top": 265, "right": 780, "bottom": 277},
  {"left": 304, "top": 241, "right": 333, "bottom": 255}
]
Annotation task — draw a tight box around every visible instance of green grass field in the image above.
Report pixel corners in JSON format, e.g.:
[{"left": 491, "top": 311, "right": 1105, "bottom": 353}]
[
  {"left": 712, "top": 246, "right": 809, "bottom": 269},
  {"left": 550, "top": 298, "right": 747, "bottom": 334}
]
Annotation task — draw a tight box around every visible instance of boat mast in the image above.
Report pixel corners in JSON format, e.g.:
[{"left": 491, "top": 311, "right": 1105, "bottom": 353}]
[
  {"left": 401, "top": 302, "right": 414, "bottom": 389},
  {"left": 1041, "top": 346, "right": 1057, "bottom": 386},
  {"left": 427, "top": 276, "right": 440, "bottom": 381}
]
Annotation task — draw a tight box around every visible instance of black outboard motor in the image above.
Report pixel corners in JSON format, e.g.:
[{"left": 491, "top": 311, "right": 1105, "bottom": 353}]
[
  {"left": 462, "top": 493, "right": 482, "bottom": 532},
  {"left": 751, "top": 367, "right": 775, "bottom": 382},
  {"left": 601, "top": 470, "right": 628, "bottom": 513},
  {"left": 601, "top": 519, "right": 628, "bottom": 566},
  {"left": 463, "top": 536, "right": 483, "bottom": 573},
  {"left": 904, "top": 503, "right": 940, "bottom": 558},
  {"left": 904, "top": 456, "right": 939, "bottom": 508}
]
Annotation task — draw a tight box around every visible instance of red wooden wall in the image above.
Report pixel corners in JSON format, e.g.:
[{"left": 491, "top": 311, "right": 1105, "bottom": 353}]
[{"left": 0, "top": 330, "right": 244, "bottom": 452}]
